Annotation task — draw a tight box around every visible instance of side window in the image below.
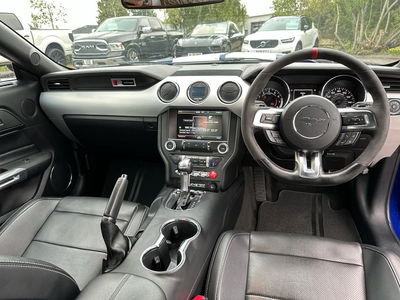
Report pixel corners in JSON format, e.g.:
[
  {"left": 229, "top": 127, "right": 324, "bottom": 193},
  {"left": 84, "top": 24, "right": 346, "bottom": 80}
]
[
  {"left": 140, "top": 18, "right": 151, "bottom": 28},
  {"left": 0, "top": 56, "right": 16, "bottom": 82},
  {"left": 148, "top": 18, "right": 162, "bottom": 31},
  {"left": 230, "top": 24, "right": 239, "bottom": 34},
  {"left": 0, "top": 13, "right": 23, "bottom": 31},
  {"left": 306, "top": 18, "right": 312, "bottom": 28}
]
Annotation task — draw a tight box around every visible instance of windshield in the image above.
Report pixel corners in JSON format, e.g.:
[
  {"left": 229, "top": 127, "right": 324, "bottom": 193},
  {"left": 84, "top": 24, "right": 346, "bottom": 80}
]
[
  {"left": 97, "top": 18, "right": 138, "bottom": 32},
  {"left": 259, "top": 17, "right": 300, "bottom": 31},
  {"left": 0, "top": 0, "right": 399, "bottom": 71},
  {"left": 191, "top": 22, "right": 228, "bottom": 36}
]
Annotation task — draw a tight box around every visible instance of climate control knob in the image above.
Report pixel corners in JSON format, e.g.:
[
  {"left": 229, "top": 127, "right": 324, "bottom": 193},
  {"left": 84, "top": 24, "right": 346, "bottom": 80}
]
[{"left": 165, "top": 140, "right": 177, "bottom": 152}]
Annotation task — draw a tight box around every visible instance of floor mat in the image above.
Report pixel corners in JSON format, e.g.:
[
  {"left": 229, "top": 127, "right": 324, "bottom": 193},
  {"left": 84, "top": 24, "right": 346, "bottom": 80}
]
[{"left": 257, "top": 190, "right": 360, "bottom": 242}]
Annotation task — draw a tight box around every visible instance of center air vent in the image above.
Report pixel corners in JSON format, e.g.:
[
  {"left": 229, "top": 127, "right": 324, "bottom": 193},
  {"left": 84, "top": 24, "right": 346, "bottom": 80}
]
[
  {"left": 218, "top": 81, "right": 241, "bottom": 104},
  {"left": 158, "top": 82, "right": 179, "bottom": 103},
  {"left": 47, "top": 79, "right": 70, "bottom": 90}
]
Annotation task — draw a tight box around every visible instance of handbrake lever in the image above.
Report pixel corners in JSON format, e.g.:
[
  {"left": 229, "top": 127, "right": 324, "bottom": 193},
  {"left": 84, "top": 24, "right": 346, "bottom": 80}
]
[{"left": 101, "top": 174, "right": 130, "bottom": 273}]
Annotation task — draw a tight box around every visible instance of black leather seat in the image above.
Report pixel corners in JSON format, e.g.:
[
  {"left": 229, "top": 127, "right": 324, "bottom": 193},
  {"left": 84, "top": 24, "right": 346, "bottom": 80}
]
[
  {"left": 206, "top": 231, "right": 400, "bottom": 300},
  {"left": 0, "top": 196, "right": 147, "bottom": 300}
]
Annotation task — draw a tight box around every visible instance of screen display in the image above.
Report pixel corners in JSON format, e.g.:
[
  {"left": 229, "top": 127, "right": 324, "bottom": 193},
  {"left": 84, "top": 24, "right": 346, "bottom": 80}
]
[
  {"left": 192, "top": 87, "right": 207, "bottom": 98},
  {"left": 293, "top": 89, "right": 314, "bottom": 99},
  {"left": 177, "top": 110, "right": 223, "bottom": 140}
]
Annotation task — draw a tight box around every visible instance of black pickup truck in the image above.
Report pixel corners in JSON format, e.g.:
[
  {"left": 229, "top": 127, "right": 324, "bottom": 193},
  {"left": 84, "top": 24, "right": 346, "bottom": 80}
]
[{"left": 72, "top": 16, "right": 182, "bottom": 67}]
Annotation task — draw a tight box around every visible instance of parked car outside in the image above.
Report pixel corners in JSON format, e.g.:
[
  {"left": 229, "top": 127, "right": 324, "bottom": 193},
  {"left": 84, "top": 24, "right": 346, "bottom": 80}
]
[
  {"left": 174, "top": 21, "right": 244, "bottom": 57},
  {"left": 242, "top": 16, "right": 319, "bottom": 54},
  {"left": 0, "top": 12, "right": 73, "bottom": 66},
  {"left": 72, "top": 16, "right": 182, "bottom": 68},
  {"left": 72, "top": 25, "right": 98, "bottom": 40}
]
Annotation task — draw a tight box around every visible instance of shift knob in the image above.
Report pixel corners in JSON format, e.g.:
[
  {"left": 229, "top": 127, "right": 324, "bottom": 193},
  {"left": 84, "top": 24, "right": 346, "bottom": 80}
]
[{"left": 177, "top": 158, "right": 193, "bottom": 175}]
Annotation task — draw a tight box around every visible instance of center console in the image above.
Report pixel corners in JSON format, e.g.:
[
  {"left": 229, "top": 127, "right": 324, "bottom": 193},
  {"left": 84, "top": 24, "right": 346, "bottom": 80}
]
[{"left": 159, "top": 109, "right": 242, "bottom": 192}]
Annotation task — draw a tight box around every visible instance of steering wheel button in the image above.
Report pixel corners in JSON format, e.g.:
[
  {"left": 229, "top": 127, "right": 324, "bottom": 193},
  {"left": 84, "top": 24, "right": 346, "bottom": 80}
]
[{"left": 261, "top": 114, "right": 279, "bottom": 124}]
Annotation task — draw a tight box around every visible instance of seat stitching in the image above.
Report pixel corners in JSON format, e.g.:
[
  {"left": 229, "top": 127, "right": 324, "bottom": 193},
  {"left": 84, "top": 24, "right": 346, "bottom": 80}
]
[
  {"left": 30, "top": 239, "right": 107, "bottom": 254},
  {"left": 0, "top": 261, "right": 77, "bottom": 284},
  {"left": 54, "top": 209, "right": 130, "bottom": 223},
  {"left": 249, "top": 250, "right": 364, "bottom": 267},
  {"left": 216, "top": 232, "right": 249, "bottom": 300},
  {"left": 0, "top": 198, "right": 60, "bottom": 237},
  {"left": 109, "top": 274, "right": 130, "bottom": 300},
  {"left": 362, "top": 245, "right": 400, "bottom": 289},
  {"left": 246, "top": 293, "right": 287, "bottom": 300},
  {"left": 21, "top": 199, "right": 61, "bottom": 256},
  {"left": 205, "top": 231, "right": 230, "bottom": 297}
]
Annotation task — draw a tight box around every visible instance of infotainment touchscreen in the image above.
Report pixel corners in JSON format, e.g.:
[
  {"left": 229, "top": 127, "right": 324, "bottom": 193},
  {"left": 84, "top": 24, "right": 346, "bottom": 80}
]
[{"left": 177, "top": 110, "right": 223, "bottom": 140}]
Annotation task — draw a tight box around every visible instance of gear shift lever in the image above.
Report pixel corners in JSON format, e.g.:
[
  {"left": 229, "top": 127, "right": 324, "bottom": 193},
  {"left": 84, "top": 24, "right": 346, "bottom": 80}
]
[
  {"left": 175, "top": 158, "right": 193, "bottom": 209},
  {"left": 177, "top": 158, "right": 193, "bottom": 192}
]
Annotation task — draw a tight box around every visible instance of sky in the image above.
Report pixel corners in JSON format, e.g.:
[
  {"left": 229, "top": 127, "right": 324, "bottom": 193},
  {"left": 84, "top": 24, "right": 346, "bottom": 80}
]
[{"left": 0, "top": 0, "right": 273, "bottom": 29}]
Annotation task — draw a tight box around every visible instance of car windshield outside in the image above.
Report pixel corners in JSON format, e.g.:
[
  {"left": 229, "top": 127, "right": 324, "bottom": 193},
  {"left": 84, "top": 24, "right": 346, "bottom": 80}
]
[
  {"left": 96, "top": 17, "right": 138, "bottom": 33},
  {"left": 259, "top": 17, "right": 300, "bottom": 31},
  {"left": 0, "top": 0, "right": 400, "bottom": 76},
  {"left": 191, "top": 22, "right": 228, "bottom": 36}
]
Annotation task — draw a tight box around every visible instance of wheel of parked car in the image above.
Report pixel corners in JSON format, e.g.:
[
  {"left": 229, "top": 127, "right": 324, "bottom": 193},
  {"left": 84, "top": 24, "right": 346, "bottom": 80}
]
[
  {"left": 295, "top": 42, "right": 303, "bottom": 51},
  {"left": 242, "top": 48, "right": 390, "bottom": 186},
  {"left": 126, "top": 47, "right": 140, "bottom": 62},
  {"left": 46, "top": 47, "right": 67, "bottom": 65}
]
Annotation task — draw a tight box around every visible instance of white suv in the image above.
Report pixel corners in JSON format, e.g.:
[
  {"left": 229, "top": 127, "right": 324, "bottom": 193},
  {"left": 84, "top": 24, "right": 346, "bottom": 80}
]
[{"left": 242, "top": 16, "right": 319, "bottom": 54}]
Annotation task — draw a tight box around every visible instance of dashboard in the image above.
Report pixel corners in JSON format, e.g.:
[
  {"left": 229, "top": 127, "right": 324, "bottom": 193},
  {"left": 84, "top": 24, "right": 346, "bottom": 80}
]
[{"left": 39, "top": 62, "right": 400, "bottom": 173}]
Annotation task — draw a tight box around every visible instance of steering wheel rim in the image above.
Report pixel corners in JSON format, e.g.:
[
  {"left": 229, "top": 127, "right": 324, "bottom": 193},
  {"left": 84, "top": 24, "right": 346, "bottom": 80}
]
[{"left": 242, "top": 48, "right": 390, "bottom": 186}]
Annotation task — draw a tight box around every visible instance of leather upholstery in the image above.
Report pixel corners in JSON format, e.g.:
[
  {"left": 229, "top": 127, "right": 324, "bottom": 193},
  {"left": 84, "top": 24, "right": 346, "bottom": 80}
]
[
  {"left": 206, "top": 231, "right": 400, "bottom": 300},
  {"left": 0, "top": 197, "right": 147, "bottom": 295},
  {"left": 77, "top": 273, "right": 167, "bottom": 300}
]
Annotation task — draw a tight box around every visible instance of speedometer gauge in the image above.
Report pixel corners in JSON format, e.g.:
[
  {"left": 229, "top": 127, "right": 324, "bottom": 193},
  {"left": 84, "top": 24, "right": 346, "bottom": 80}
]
[
  {"left": 258, "top": 88, "right": 284, "bottom": 108},
  {"left": 324, "top": 87, "right": 356, "bottom": 108}
]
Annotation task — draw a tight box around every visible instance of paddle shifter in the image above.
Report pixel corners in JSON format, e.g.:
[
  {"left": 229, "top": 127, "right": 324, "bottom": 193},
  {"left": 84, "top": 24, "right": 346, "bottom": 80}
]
[{"left": 101, "top": 174, "right": 130, "bottom": 273}]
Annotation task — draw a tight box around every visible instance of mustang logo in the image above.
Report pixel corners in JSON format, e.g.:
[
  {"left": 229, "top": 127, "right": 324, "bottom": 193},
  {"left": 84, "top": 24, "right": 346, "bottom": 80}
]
[{"left": 301, "top": 117, "right": 327, "bottom": 127}]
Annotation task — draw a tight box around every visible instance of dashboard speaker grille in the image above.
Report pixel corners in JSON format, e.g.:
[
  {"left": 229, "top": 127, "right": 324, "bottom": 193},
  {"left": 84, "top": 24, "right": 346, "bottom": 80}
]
[
  {"left": 158, "top": 82, "right": 179, "bottom": 103},
  {"left": 218, "top": 81, "right": 241, "bottom": 104}
]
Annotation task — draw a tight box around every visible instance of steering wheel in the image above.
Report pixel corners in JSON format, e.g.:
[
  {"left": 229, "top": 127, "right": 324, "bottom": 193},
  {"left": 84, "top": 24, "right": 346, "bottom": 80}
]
[{"left": 242, "top": 48, "right": 390, "bottom": 186}]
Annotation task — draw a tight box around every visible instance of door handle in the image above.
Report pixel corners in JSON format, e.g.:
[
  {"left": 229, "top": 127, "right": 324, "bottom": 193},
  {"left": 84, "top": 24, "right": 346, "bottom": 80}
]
[{"left": 0, "top": 168, "right": 26, "bottom": 191}]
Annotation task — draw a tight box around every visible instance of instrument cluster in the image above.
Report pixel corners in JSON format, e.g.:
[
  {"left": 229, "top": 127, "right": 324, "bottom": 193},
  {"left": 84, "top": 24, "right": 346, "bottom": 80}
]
[{"left": 257, "top": 74, "right": 367, "bottom": 108}]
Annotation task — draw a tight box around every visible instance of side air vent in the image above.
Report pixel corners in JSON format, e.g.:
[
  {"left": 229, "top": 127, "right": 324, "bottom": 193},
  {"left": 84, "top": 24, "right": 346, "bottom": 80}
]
[
  {"left": 158, "top": 82, "right": 179, "bottom": 103},
  {"left": 218, "top": 81, "right": 242, "bottom": 104},
  {"left": 47, "top": 79, "right": 70, "bottom": 90},
  {"left": 380, "top": 77, "right": 400, "bottom": 92}
]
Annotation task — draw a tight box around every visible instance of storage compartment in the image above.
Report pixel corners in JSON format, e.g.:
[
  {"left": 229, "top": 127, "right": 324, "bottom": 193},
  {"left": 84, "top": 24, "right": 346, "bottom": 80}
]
[{"left": 142, "top": 219, "right": 200, "bottom": 273}]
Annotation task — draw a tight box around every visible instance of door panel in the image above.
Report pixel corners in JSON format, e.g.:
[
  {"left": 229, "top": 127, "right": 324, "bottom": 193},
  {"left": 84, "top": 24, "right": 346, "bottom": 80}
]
[{"left": 0, "top": 77, "right": 77, "bottom": 216}]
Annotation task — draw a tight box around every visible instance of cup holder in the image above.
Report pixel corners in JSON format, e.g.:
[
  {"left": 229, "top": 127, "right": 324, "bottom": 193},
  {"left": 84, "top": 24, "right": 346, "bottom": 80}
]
[{"left": 141, "top": 219, "right": 201, "bottom": 273}]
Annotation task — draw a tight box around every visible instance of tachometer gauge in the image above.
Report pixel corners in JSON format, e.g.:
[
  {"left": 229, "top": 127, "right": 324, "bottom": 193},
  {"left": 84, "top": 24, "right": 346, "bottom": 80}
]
[
  {"left": 258, "top": 88, "right": 284, "bottom": 108},
  {"left": 324, "top": 87, "right": 356, "bottom": 108}
]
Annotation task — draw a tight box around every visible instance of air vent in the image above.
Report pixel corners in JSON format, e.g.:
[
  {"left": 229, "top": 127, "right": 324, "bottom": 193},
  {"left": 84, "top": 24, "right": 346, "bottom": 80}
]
[
  {"left": 218, "top": 81, "right": 241, "bottom": 104},
  {"left": 380, "top": 77, "right": 400, "bottom": 92},
  {"left": 47, "top": 79, "right": 70, "bottom": 90},
  {"left": 158, "top": 82, "right": 179, "bottom": 103}
]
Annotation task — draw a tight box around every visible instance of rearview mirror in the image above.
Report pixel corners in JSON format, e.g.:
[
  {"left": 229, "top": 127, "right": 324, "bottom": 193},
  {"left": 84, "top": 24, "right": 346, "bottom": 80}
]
[{"left": 122, "top": 0, "right": 224, "bottom": 9}]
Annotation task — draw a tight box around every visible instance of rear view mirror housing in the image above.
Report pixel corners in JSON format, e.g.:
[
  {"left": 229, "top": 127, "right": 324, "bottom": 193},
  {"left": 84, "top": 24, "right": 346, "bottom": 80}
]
[{"left": 122, "top": 0, "right": 224, "bottom": 9}]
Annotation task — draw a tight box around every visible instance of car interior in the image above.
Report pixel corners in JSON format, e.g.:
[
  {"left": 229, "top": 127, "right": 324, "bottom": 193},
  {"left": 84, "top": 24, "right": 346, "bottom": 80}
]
[{"left": 0, "top": 0, "right": 400, "bottom": 299}]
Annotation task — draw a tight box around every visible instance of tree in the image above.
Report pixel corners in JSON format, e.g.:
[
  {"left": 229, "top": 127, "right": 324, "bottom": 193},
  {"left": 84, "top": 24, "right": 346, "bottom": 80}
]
[
  {"left": 30, "top": 0, "right": 67, "bottom": 29},
  {"left": 97, "top": 0, "right": 156, "bottom": 24},
  {"left": 165, "top": 0, "right": 247, "bottom": 35}
]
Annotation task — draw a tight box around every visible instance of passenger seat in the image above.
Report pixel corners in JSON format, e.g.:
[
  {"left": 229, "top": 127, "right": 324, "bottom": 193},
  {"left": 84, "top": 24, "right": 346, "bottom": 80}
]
[{"left": 0, "top": 196, "right": 147, "bottom": 299}]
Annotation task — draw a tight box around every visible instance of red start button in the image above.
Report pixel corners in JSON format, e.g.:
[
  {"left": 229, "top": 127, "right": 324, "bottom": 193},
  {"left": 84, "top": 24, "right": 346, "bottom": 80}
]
[{"left": 209, "top": 171, "right": 218, "bottom": 179}]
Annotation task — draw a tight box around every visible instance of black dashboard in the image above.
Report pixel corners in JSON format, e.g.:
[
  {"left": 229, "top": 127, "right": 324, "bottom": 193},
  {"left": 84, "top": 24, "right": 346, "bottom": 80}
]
[{"left": 39, "top": 62, "right": 400, "bottom": 190}]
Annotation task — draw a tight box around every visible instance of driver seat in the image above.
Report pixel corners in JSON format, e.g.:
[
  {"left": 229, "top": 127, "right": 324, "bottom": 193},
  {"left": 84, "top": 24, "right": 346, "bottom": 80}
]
[{"left": 206, "top": 231, "right": 400, "bottom": 300}]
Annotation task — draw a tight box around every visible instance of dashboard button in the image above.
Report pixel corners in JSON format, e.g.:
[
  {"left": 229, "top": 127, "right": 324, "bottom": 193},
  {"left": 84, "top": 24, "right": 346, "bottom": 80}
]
[
  {"left": 217, "top": 143, "right": 229, "bottom": 154},
  {"left": 165, "top": 140, "right": 176, "bottom": 151}
]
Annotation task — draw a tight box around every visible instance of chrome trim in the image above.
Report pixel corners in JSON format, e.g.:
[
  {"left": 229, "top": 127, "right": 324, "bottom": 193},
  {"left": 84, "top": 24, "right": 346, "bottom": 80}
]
[
  {"left": 187, "top": 81, "right": 210, "bottom": 104},
  {"left": 217, "top": 81, "right": 242, "bottom": 104},
  {"left": 157, "top": 81, "right": 180, "bottom": 103},
  {"left": 217, "top": 143, "right": 229, "bottom": 154},
  {"left": 321, "top": 74, "right": 367, "bottom": 104},
  {"left": 164, "top": 140, "right": 177, "bottom": 151},
  {"left": 0, "top": 168, "right": 25, "bottom": 191},
  {"left": 140, "top": 218, "right": 201, "bottom": 274},
  {"left": 295, "top": 151, "right": 322, "bottom": 179},
  {"left": 253, "top": 108, "right": 283, "bottom": 130}
]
